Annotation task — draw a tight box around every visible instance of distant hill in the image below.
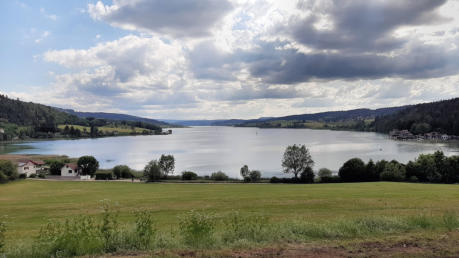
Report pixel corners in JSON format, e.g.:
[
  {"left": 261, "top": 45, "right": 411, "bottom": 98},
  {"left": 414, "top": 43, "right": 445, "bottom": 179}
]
[
  {"left": 58, "top": 109, "right": 171, "bottom": 127},
  {"left": 374, "top": 98, "right": 459, "bottom": 135}
]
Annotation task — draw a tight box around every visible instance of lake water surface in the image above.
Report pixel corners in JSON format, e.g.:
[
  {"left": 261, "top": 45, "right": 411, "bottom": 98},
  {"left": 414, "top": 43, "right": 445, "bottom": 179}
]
[{"left": 4, "top": 126, "right": 459, "bottom": 178}]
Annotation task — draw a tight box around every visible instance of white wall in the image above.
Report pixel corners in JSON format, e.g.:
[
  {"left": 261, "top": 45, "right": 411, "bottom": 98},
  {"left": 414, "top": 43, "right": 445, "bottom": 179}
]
[
  {"left": 61, "top": 165, "right": 78, "bottom": 177},
  {"left": 18, "top": 162, "right": 37, "bottom": 177}
]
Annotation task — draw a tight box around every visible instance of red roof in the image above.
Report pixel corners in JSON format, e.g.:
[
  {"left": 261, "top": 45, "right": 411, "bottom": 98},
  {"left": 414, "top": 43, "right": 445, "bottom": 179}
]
[
  {"left": 18, "top": 160, "right": 45, "bottom": 165},
  {"left": 64, "top": 163, "right": 79, "bottom": 170}
]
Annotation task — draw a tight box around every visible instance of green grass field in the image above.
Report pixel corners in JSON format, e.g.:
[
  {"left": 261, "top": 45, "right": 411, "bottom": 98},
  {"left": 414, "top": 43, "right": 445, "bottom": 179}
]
[{"left": 1, "top": 180, "right": 459, "bottom": 256}]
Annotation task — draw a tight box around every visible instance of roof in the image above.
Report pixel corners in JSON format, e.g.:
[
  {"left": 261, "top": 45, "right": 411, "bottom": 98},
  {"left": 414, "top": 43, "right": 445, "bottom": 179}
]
[
  {"left": 64, "top": 163, "right": 79, "bottom": 170},
  {"left": 17, "top": 160, "right": 45, "bottom": 166}
]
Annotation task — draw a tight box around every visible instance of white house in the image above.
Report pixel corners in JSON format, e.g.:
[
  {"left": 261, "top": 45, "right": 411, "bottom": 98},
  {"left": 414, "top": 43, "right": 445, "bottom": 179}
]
[
  {"left": 61, "top": 163, "right": 81, "bottom": 177},
  {"left": 17, "top": 160, "right": 45, "bottom": 177}
]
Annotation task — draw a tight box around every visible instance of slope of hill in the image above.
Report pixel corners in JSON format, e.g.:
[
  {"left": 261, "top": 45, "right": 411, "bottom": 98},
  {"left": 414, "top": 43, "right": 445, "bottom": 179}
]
[
  {"left": 233, "top": 106, "right": 409, "bottom": 130},
  {"left": 59, "top": 109, "right": 171, "bottom": 127},
  {"left": 0, "top": 95, "right": 164, "bottom": 140},
  {"left": 374, "top": 98, "right": 459, "bottom": 135}
]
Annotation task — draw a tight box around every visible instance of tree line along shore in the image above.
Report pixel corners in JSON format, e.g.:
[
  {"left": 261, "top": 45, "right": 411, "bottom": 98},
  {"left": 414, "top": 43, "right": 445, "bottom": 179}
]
[{"left": 1, "top": 144, "right": 458, "bottom": 185}]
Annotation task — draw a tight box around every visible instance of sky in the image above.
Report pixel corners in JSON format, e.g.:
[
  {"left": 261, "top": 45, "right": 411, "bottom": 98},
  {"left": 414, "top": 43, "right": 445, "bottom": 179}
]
[{"left": 1, "top": 0, "right": 459, "bottom": 120}]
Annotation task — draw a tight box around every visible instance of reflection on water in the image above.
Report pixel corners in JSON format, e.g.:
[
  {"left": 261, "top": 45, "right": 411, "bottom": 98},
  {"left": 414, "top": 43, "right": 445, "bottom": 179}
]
[{"left": 5, "top": 127, "right": 459, "bottom": 178}]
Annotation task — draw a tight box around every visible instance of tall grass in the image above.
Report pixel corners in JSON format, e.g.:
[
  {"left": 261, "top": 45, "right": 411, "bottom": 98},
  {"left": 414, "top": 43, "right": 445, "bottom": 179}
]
[{"left": 3, "top": 208, "right": 459, "bottom": 257}]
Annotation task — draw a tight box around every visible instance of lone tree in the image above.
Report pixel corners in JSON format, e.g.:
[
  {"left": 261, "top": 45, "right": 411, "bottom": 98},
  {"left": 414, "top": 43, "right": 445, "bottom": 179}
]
[
  {"left": 281, "top": 144, "right": 314, "bottom": 179},
  {"left": 144, "top": 160, "right": 162, "bottom": 182},
  {"left": 159, "top": 154, "right": 175, "bottom": 178},
  {"left": 240, "top": 165, "right": 250, "bottom": 180},
  {"left": 77, "top": 156, "right": 99, "bottom": 176}
]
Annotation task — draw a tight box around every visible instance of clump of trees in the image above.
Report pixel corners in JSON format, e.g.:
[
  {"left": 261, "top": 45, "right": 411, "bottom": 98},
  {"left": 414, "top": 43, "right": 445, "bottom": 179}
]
[
  {"left": 240, "top": 165, "right": 261, "bottom": 182},
  {"left": 210, "top": 171, "right": 229, "bottom": 181},
  {"left": 113, "top": 165, "right": 132, "bottom": 179},
  {"left": 144, "top": 155, "right": 176, "bottom": 182},
  {"left": 182, "top": 171, "right": 198, "bottom": 180}
]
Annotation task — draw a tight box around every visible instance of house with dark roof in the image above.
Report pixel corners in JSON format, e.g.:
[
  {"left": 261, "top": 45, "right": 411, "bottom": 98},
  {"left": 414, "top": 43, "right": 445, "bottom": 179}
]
[{"left": 60, "top": 163, "right": 81, "bottom": 177}]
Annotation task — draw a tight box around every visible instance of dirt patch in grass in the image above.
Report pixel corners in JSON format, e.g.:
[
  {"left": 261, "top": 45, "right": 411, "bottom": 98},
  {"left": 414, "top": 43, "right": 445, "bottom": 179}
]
[{"left": 100, "top": 230, "right": 459, "bottom": 257}]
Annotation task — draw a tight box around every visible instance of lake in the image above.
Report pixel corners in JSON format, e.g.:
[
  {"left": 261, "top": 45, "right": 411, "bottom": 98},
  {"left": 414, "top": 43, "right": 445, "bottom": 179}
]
[{"left": 3, "top": 126, "right": 459, "bottom": 178}]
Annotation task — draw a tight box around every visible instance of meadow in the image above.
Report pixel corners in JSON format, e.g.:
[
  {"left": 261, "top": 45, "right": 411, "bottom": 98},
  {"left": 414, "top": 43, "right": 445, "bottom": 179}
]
[{"left": 1, "top": 180, "right": 459, "bottom": 257}]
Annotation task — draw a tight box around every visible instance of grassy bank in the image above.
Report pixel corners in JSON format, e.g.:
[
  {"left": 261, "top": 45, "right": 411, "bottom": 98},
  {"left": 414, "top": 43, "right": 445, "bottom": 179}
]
[{"left": 1, "top": 181, "right": 459, "bottom": 256}]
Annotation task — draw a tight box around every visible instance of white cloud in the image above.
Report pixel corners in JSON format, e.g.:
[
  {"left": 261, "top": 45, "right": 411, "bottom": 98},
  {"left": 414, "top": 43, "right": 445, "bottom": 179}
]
[
  {"left": 34, "top": 31, "right": 50, "bottom": 44},
  {"left": 28, "top": 0, "right": 459, "bottom": 119}
]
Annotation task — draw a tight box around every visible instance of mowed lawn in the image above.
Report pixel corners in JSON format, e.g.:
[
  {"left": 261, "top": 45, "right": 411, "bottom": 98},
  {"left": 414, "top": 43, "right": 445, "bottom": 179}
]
[{"left": 1, "top": 180, "right": 459, "bottom": 242}]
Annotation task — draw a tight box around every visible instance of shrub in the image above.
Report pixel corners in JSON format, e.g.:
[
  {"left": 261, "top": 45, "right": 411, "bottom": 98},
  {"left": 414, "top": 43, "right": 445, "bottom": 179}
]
[
  {"left": 210, "top": 171, "right": 228, "bottom": 181},
  {"left": 144, "top": 160, "right": 163, "bottom": 182},
  {"left": 182, "top": 171, "right": 198, "bottom": 180},
  {"left": 222, "top": 211, "right": 268, "bottom": 243},
  {"left": 134, "top": 210, "right": 156, "bottom": 249},
  {"left": 113, "top": 165, "right": 131, "bottom": 179},
  {"left": 338, "top": 158, "right": 366, "bottom": 182},
  {"left": 95, "top": 170, "right": 114, "bottom": 180},
  {"left": 38, "top": 173, "right": 46, "bottom": 179},
  {"left": 380, "top": 161, "right": 406, "bottom": 181},
  {"left": 320, "top": 175, "right": 341, "bottom": 183},
  {"left": 179, "top": 210, "right": 215, "bottom": 248},
  {"left": 18, "top": 173, "right": 27, "bottom": 179},
  {"left": 29, "top": 174, "right": 37, "bottom": 178}
]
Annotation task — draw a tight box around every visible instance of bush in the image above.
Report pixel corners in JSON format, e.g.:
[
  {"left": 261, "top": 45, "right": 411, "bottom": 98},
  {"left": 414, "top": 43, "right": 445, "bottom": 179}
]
[
  {"left": 338, "top": 158, "right": 366, "bottom": 182},
  {"left": 380, "top": 161, "right": 406, "bottom": 181},
  {"left": 134, "top": 211, "right": 156, "bottom": 249},
  {"left": 113, "top": 165, "right": 131, "bottom": 179},
  {"left": 182, "top": 171, "right": 198, "bottom": 180},
  {"left": 270, "top": 176, "right": 281, "bottom": 183},
  {"left": 38, "top": 173, "right": 46, "bottom": 179},
  {"left": 320, "top": 175, "right": 341, "bottom": 183},
  {"left": 210, "top": 171, "right": 229, "bottom": 181},
  {"left": 19, "top": 173, "right": 27, "bottom": 179},
  {"left": 179, "top": 210, "right": 215, "bottom": 248},
  {"left": 95, "top": 170, "right": 114, "bottom": 180},
  {"left": 29, "top": 174, "right": 37, "bottom": 178}
]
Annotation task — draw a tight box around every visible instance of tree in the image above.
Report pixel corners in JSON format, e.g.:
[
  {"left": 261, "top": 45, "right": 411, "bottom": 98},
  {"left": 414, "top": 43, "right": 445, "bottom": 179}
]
[
  {"left": 0, "top": 160, "right": 17, "bottom": 181},
  {"left": 77, "top": 156, "right": 99, "bottom": 176},
  {"left": 210, "top": 171, "right": 229, "bottom": 181},
  {"left": 318, "top": 168, "right": 332, "bottom": 182},
  {"left": 281, "top": 144, "right": 314, "bottom": 179},
  {"left": 299, "top": 167, "right": 315, "bottom": 183},
  {"left": 48, "top": 160, "right": 64, "bottom": 175},
  {"left": 182, "top": 171, "right": 198, "bottom": 180},
  {"left": 144, "top": 160, "right": 162, "bottom": 181},
  {"left": 365, "top": 159, "right": 378, "bottom": 181},
  {"left": 159, "top": 154, "right": 175, "bottom": 178},
  {"left": 113, "top": 165, "right": 131, "bottom": 179},
  {"left": 249, "top": 170, "right": 261, "bottom": 182},
  {"left": 380, "top": 161, "right": 406, "bottom": 181},
  {"left": 240, "top": 165, "right": 250, "bottom": 179},
  {"left": 338, "top": 158, "right": 366, "bottom": 182}
]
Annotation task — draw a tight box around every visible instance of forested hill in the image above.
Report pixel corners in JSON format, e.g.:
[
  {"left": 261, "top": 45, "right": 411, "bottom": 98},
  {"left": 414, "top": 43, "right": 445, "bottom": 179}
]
[
  {"left": 0, "top": 95, "right": 84, "bottom": 129},
  {"left": 0, "top": 95, "right": 164, "bottom": 140},
  {"left": 234, "top": 106, "right": 409, "bottom": 130},
  {"left": 58, "top": 108, "right": 170, "bottom": 127},
  {"left": 374, "top": 98, "right": 459, "bottom": 135}
]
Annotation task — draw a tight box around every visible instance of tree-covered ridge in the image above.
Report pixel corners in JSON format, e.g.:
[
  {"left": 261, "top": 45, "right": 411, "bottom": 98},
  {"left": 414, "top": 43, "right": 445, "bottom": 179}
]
[
  {"left": 374, "top": 98, "right": 459, "bottom": 135},
  {"left": 0, "top": 95, "right": 163, "bottom": 140}
]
